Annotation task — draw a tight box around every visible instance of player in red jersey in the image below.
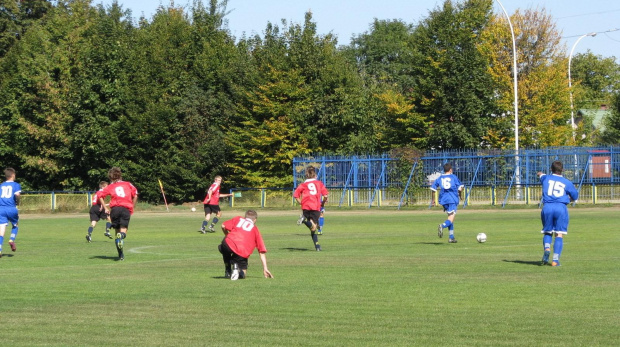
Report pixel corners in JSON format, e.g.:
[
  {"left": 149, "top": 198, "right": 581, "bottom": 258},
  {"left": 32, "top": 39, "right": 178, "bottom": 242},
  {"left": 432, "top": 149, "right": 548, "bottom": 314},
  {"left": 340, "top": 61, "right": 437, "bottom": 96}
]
[
  {"left": 199, "top": 175, "right": 232, "bottom": 233},
  {"left": 218, "top": 210, "right": 273, "bottom": 280},
  {"left": 85, "top": 181, "right": 112, "bottom": 243},
  {"left": 293, "top": 166, "right": 328, "bottom": 251},
  {"left": 100, "top": 167, "right": 138, "bottom": 261}
]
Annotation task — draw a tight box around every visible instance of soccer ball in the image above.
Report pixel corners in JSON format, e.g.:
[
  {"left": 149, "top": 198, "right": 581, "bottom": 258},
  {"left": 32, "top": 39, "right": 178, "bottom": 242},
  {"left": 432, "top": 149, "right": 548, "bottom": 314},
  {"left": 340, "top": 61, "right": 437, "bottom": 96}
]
[
  {"left": 476, "top": 233, "right": 487, "bottom": 243},
  {"left": 191, "top": 207, "right": 196, "bottom": 212}
]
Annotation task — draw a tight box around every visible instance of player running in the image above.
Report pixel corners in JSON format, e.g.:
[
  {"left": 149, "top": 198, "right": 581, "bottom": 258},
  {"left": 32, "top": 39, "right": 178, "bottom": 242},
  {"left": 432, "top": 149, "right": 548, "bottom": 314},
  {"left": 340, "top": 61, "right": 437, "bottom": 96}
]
[
  {"left": 0, "top": 168, "right": 21, "bottom": 257},
  {"left": 537, "top": 161, "right": 579, "bottom": 266},
  {"left": 218, "top": 210, "right": 273, "bottom": 280},
  {"left": 100, "top": 167, "right": 138, "bottom": 261},
  {"left": 199, "top": 175, "right": 232, "bottom": 233},
  {"left": 431, "top": 163, "right": 463, "bottom": 243},
  {"left": 294, "top": 166, "right": 328, "bottom": 251},
  {"left": 86, "top": 181, "right": 112, "bottom": 242}
]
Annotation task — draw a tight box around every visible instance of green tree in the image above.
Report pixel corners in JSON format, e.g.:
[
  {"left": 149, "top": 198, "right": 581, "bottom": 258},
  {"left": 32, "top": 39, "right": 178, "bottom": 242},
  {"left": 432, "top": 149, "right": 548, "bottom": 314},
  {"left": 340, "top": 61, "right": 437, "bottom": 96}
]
[
  {"left": 410, "top": 0, "right": 497, "bottom": 149},
  {"left": 571, "top": 51, "right": 620, "bottom": 108}
]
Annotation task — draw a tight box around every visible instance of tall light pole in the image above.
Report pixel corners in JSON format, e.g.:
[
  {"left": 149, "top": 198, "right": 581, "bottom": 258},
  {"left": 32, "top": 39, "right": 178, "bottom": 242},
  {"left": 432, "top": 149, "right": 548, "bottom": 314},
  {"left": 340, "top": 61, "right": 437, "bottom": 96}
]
[
  {"left": 495, "top": 0, "right": 518, "bottom": 151},
  {"left": 568, "top": 32, "right": 597, "bottom": 142}
]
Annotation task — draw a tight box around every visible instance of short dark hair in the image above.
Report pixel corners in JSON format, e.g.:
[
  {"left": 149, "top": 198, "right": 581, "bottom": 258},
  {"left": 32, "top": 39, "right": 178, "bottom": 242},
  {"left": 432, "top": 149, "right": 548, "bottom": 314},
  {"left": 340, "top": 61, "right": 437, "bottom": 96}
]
[
  {"left": 108, "top": 167, "right": 122, "bottom": 182},
  {"left": 245, "top": 209, "right": 258, "bottom": 221},
  {"left": 99, "top": 181, "right": 108, "bottom": 188},
  {"left": 4, "top": 168, "right": 15, "bottom": 180},
  {"left": 551, "top": 161, "right": 563, "bottom": 174},
  {"left": 306, "top": 166, "right": 317, "bottom": 179},
  {"left": 443, "top": 163, "right": 452, "bottom": 173}
]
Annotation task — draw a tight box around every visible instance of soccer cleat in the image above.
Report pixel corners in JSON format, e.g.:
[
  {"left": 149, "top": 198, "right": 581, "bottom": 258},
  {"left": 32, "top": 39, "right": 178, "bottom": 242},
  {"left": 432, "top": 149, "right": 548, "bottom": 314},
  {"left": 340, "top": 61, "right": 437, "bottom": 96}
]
[
  {"left": 448, "top": 238, "right": 458, "bottom": 243},
  {"left": 104, "top": 232, "right": 112, "bottom": 239},
  {"left": 86, "top": 235, "right": 92, "bottom": 243},
  {"left": 231, "top": 263, "right": 240, "bottom": 281},
  {"left": 119, "top": 252, "right": 124, "bottom": 261},
  {"left": 9, "top": 241, "right": 16, "bottom": 252},
  {"left": 315, "top": 245, "right": 322, "bottom": 251},
  {"left": 296, "top": 214, "right": 305, "bottom": 226},
  {"left": 551, "top": 261, "right": 561, "bottom": 267},
  {"left": 225, "top": 271, "right": 231, "bottom": 278},
  {"left": 437, "top": 224, "right": 444, "bottom": 238},
  {"left": 116, "top": 233, "right": 124, "bottom": 251},
  {"left": 317, "top": 228, "right": 323, "bottom": 235},
  {"left": 199, "top": 228, "right": 206, "bottom": 234},
  {"left": 208, "top": 225, "right": 215, "bottom": 233},
  {"left": 541, "top": 250, "right": 550, "bottom": 265}
]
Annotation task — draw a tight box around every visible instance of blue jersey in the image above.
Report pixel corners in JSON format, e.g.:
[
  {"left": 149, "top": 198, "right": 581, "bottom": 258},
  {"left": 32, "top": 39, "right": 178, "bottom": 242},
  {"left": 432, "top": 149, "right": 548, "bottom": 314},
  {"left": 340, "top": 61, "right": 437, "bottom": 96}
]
[
  {"left": 431, "top": 174, "right": 463, "bottom": 205},
  {"left": 540, "top": 174, "right": 578, "bottom": 205},
  {"left": 0, "top": 181, "right": 21, "bottom": 207}
]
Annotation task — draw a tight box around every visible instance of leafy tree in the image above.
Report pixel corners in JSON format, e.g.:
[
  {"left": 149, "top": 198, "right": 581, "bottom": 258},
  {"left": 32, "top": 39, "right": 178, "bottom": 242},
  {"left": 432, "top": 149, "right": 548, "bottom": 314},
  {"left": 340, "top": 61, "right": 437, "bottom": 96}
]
[
  {"left": 599, "top": 93, "right": 620, "bottom": 144},
  {"left": 480, "top": 7, "right": 573, "bottom": 147},
  {"left": 571, "top": 51, "right": 620, "bottom": 108},
  {"left": 410, "top": 0, "right": 497, "bottom": 149}
]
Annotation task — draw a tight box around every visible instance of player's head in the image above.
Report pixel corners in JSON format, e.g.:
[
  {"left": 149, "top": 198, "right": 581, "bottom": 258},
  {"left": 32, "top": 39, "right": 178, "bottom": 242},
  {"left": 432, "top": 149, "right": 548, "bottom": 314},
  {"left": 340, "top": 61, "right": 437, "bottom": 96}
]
[
  {"left": 551, "top": 161, "right": 563, "bottom": 174},
  {"left": 4, "top": 167, "right": 16, "bottom": 180},
  {"left": 214, "top": 175, "right": 222, "bottom": 183},
  {"left": 443, "top": 163, "right": 452, "bottom": 173},
  {"left": 99, "top": 181, "right": 108, "bottom": 189},
  {"left": 108, "top": 167, "right": 122, "bottom": 182},
  {"left": 245, "top": 209, "right": 258, "bottom": 222},
  {"left": 305, "top": 166, "right": 317, "bottom": 179}
]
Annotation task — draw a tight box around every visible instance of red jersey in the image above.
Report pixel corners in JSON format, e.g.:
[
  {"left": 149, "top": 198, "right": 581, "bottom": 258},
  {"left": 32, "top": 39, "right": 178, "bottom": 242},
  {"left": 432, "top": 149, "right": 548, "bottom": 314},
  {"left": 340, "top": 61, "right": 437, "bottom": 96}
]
[
  {"left": 91, "top": 189, "right": 107, "bottom": 206},
  {"left": 222, "top": 216, "right": 267, "bottom": 258},
  {"left": 101, "top": 181, "right": 138, "bottom": 214},
  {"left": 203, "top": 182, "right": 221, "bottom": 205},
  {"left": 293, "top": 179, "right": 328, "bottom": 211}
]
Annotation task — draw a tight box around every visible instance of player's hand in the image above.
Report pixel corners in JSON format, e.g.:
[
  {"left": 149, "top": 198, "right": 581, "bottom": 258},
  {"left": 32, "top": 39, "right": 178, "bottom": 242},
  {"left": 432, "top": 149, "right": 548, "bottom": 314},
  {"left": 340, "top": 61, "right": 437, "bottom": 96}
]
[
  {"left": 537, "top": 171, "right": 543, "bottom": 177},
  {"left": 430, "top": 200, "right": 435, "bottom": 207},
  {"left": 264, "top": 269, "right": 274, "bottom": 278}
]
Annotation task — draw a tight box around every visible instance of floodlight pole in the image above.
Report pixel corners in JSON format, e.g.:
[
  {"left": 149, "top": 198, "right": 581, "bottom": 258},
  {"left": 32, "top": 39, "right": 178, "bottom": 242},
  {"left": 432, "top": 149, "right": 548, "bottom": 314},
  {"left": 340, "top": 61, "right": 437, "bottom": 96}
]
[
  {"left": 495, "top": 0, "right": 521, "bottom": 200},
  {"left": 568, "top": 32, "right": 597, "bottom": 142}
]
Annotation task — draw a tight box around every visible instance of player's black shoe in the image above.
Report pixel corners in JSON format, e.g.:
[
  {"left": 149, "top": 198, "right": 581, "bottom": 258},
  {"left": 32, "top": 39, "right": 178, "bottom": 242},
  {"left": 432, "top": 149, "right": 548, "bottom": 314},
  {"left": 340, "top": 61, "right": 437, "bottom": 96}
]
[
  {"left": 104, "top": 232, "right": 112, "bottom": 239},
  {"left": 541, "top": 250, "right": 550, "bottom": 265},
  {"left": 86, "top": 234, "right": 92, "bottom": 243},
  {"left": 199, "top": 228, "right": 206, "bottom": 234},
  {"left": 231, "top": 263, "right": 240, "bottom": 281},
  {"left": 448, "top": 238, "right": 458, "bottom": 243},
  {"left": 208, "top": 225, "right": 215, "bottom": 233}
]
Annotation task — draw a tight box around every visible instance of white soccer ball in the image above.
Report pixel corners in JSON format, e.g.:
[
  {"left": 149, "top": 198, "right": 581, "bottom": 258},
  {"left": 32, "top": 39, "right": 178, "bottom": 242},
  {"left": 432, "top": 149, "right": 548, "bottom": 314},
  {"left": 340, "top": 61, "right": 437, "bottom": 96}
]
[
  {"left": 476, "top": 233, "right": 487, "bottom": 243},
  {"left": 191, "top": 207, "right": 196, "bottom": 212}
]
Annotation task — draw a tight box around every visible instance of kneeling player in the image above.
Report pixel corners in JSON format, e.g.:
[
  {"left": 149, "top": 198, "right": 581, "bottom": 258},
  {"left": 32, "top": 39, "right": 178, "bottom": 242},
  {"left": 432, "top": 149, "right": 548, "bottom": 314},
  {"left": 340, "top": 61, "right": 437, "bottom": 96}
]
[
  {"left": 100, "top": 167, "right": 138, "bottom": 261},
  {"left": 218, "top": 210, "right": 273, "bottom": 280}
]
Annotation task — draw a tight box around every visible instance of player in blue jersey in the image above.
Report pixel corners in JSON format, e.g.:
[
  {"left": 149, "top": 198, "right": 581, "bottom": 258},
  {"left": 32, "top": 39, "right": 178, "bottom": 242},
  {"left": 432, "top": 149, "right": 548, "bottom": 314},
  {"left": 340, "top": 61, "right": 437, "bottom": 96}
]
[
  {"left": 0, "top": 168, "right": 21, "bottom": 257},
  {"left": 537, "top": 161, "right": 579, "bottom": 266},
  {"left": 431, "top": 163, "right": 464, "bottom": 243}
]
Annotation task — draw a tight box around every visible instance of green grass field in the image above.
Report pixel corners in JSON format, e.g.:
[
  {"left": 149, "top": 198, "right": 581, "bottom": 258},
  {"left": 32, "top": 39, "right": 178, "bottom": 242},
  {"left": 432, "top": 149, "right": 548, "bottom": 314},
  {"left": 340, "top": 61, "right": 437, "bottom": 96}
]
[{"left": 1, "top": 207, "right": 618, "bottom": 346}]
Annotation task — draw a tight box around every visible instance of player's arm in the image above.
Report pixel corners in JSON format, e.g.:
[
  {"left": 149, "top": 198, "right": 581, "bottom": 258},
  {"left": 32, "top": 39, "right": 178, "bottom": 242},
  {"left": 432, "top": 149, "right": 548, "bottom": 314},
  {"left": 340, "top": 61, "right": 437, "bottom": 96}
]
[
  {"left": 259, "top": 252, "right": 273, "bottom": 278},
  {"left": 14, "top": 192, "right": 20, "bottom": 206},
  {"left": 430, "top": 189, "right": 436, "bottom": 206},
  {"left": 99, "top": 197, "right": 109, "bottom": 213},
  {"left": 220, "top": 193, "right": 233, "bottom": 198},
  {"left": 132, "top": 194, "right": 138, "bottom": 207},
  {"left": 458, "top": 185, "right": 464, "bottom": 200},
  {"left": 321, "top": 195, "right": 328, "bottom": 207}
]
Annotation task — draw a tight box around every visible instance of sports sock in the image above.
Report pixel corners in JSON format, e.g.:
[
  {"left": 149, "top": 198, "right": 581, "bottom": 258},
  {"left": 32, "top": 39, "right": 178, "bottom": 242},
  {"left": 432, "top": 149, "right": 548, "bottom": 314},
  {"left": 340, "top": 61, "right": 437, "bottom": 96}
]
[
  {"left": 105, "top": 222, "right": 111, "bottom": 232},
  {"left": 87, "top": 226, "right": 94, "bottom": 236},
  {"left": 319, "top": 216, "right": 324, "bottom": 228},
  {"left": 201, "top": 221, "right": 208, "bottom": 230},
  {"left": 210, "top": 217, "right": 219, "bottom": 227},
  {"left": 311, "top": 232, "right": 319, "bottom": 247},
  {"left": 303, "top": 220, "right": 313, "bottom": 228},
  {"left": 442, "top": 220, "right": 453, "bottom": 228},
  {"left": 543, "top": 233, "right": 552, "bottom": 251},
  {"left": 448, "top": 226, "right": 454, "bottom": 239},
  {"left": 10, "top": 226, "right": 18, "bottom": 241},
  {"left": 553, "top": 237, "right": 563, "bottom": 261},
  {"left": 121, "top": 232, "right": 126, "bottom": 239},
  {"left": 0, "top": 235, "right": 3, "bottom": 251}
]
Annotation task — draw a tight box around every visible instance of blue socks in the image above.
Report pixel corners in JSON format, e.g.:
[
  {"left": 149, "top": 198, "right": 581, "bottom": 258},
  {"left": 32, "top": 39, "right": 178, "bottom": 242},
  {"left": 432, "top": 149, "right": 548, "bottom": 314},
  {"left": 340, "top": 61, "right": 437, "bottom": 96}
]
[
  {"left": 105, "top": 222, "right": 111, "bottom": 232},
  {"left": 210, "top": 217, "right": 219, "bottom": 227},
  {"left": 201, "top": 221, "right": 208, "bottom": 230},
  {"left": 449, "top": 226, "right": 455, "bottom": 239},
  {"left": 0, "top": 235, "right": 3, "bottom": 252},
  {"left": 87, "top": 226, "right": 94, "bottom": 235},
  {"left": 311, "top": 232, "right": 319, "bottom": 248},
  {"left": 543, "top": 233, "right": 552, "bottom": 251},
  {"left": 442, "top": 220, "right": 453, "bottom": 229},
  {"left": 10, "top": 226, "right": 18, "bottom": 241},
  {"left": 553, "top": 237, "right": 564, "bottom": 262}
]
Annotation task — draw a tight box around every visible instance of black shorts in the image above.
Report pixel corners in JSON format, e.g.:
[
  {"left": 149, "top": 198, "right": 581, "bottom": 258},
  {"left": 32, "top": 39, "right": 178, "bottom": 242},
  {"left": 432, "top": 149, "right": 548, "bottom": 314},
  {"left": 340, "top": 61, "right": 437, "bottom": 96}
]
[
  {"left": 204, "top": 204, "right": 221, "bottom": 214},
  {"left": 89, "top": 205, "right": 109, "bottom": 222},
  {"left": 110, "top": 206, "right": 131, "bottom": 229},
  {"left": 218, "top": 239, "right": 248, "bottom": 270},
  {"left": 303, "top": 210, "right": 321, "bottom": 225}
]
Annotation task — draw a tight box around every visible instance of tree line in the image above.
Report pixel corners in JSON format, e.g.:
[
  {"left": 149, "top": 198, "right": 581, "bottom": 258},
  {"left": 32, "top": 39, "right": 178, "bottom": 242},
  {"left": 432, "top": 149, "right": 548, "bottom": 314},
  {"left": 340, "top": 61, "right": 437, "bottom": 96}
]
[{"left": 1, "top": 0, "right": 619, "bottom": 202}]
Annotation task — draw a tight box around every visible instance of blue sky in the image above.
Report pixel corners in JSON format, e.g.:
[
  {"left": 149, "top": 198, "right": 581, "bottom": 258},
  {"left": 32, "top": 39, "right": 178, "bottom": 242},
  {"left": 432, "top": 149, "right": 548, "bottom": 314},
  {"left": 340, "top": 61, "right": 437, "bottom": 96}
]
[{"left": 97, "top": 0, "right": 620, "bottom": 60}]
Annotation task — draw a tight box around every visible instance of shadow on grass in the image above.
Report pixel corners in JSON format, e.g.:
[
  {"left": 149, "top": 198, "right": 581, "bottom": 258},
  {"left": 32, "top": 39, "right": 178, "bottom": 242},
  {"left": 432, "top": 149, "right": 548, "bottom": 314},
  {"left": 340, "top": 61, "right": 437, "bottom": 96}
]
[
  {"left": 503, "top": 259, "right": 542, "bottom": 266},
  {"left": 90, "top": 255, "right": 120, "bottom": 261},
  {"left": 414, "top": 242, "right": 444, "bottom": 245},
  {"left": 281, "top": 247, "right": 311, "bottom": 251},
  {"left": 0, "top": 254, "right": 15, "bottom": 258}
]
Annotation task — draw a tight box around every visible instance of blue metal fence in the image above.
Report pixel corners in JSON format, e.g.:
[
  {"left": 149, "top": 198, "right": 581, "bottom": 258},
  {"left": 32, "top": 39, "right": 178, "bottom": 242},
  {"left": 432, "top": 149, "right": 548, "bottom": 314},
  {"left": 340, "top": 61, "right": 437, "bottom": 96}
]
[{"left": 293, "top": 146, "right": 620, "bottom": 208}]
